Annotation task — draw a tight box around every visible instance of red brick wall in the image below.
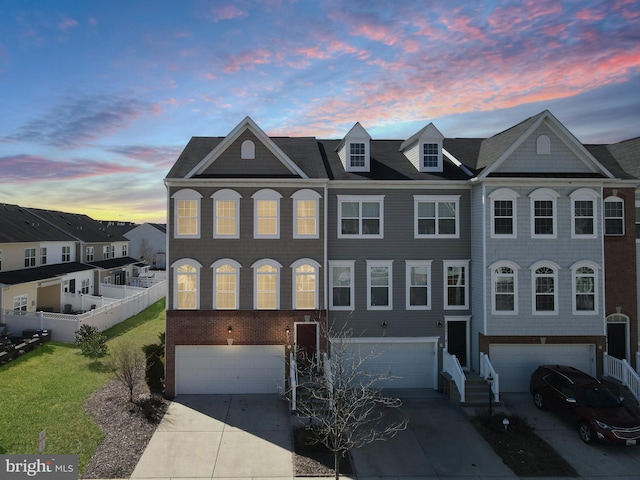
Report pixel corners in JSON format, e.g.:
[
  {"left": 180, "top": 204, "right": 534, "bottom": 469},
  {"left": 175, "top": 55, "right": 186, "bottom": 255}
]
[
  {"left": 603, "top": 187, "right": 638, "bottom": 368},
  {"left": 164, "top": 309, "right": 326, "bottom": 397}
]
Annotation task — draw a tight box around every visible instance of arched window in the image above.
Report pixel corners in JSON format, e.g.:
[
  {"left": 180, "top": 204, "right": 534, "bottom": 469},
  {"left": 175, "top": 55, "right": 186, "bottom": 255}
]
[
  {"left": 172, "top": 189, "right": 202, "bottom": 238},
  {"left": 212, "top": 259, "right": 241, "bottom": 309},
  {"left": 252, "top": 259, "right": 282, "bottom": 309},
  {"left": 252, "top": 189, "right": 282, "bottom": 238},
  {"left": 172, "top": 259, "right": 202, "bottom": 309},
  {"left": 531, "top": 261, "right": 559, "bottom": 314},
  {"left": 212, "top": 189, "right": 242, "bottom": 238},
  {"left": 241, "top": 140, "right": 255, "bottom": 159},
  {"left": 291, "top": 259, "right": 320, "bottom": 309},
  {"left": 490, "top": 261, "right": 519, "bottom": 314},
  {"left": 571, "top": 261, "right": 599, "bottom": 314}
]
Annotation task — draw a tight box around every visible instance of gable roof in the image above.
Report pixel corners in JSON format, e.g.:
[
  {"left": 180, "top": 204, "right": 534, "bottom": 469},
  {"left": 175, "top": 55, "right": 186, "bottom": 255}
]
[
  {"left": 183, "top": 116, "right": 308, "bottom": 179},
  {"left": 605, "top": 137, "right": 640, "bottom": 179},
  {"left": 27, "top": 208, "right": 128, "bottom": 243},
  {"left": 473, "top": 110, "right": 615, "bottom": 179},
  {"left": 0, "top": 262, "right": 95, "bottom": 286},
  {"left": 399, "top": 123, "right": 444, "bottom": 151},
  {"left": 0, "top": 204, "right": 76, "bottom": 243}
]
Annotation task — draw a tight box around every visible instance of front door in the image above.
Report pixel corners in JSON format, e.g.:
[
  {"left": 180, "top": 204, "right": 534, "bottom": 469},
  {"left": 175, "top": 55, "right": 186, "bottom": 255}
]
[
  {"left": 447, "top": 320, "right": 468, "bottom": 368},
  {"left": 607, "top": 323, "right": 626, "bottom": 359},
  {"left": 295, "top": 322, "right": 318, "bottom": 365}
]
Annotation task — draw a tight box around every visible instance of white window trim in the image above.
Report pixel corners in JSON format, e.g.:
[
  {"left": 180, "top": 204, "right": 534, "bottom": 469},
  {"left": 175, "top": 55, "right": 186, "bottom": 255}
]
[
  {"left": 570, "top": 188, "right": 599, "bottom": 239},
  {"left": 171, "top": 258, "right": 202, "bottom": 310},
  {"left": 488, "top": 188, "right": 519, "bottom": 238},
  {"left": 635, "top": 200, "right": 640, "bottom": 243},
  {"left": 292, "top": 189, "right": 321, "bottom": 239},
  {"left": 443, "top": 260, "right": 470, "bottom": 310},
  {"left": 347, "top": 141, "right": 369, "bottom": 172},
  {"left": 172, "top": 189, "right": 202, "bottom": 239},
  {"left": 420, "top": 141, "right": 443, "bottom": 172},
  {"left": 212, "top": 189, "right": 242, "bottom": 239},
  {"left": 405, "top": 260, "right": 432, "bottom": 310},
  {"left": 529, "top": 188, "right": 559, "bottom": 239},
  {"left": 367, "top": 260, "right": 393, "bottom": 311},
  {"left": 604, "top": 196, "right": 625, "bottom": 236},
  {"left": 291, "top": 258, "right": 321, "bottom": 310},
  {"left": 252, "top": 189, "right": 282, "bottom": 239},
  {"left": 489, "top": 260, "right": 519, "bottom": 315},
  {"left": 337, "top": 195, "right": 385, "bottom": 239},
  {"left": 251, "top": 258, "right": 282, "bottom": 309},
  {"left": 413, "top": 195, "right": 460, "bottom": 239},
  {"left": 530, "top": 260, "right": 560, "bottom": 315},
  {"left": 13, "top": 294, "right": 28, "bottom": 311},
  {"left": 329, "top": 260, "right": 355, "bottom": 311},
  {"left": 571, "top": 260, "right": 599, "bottom": 315},
  {"left": 211, "top": 259, "right": 241, "bottom": 310}
]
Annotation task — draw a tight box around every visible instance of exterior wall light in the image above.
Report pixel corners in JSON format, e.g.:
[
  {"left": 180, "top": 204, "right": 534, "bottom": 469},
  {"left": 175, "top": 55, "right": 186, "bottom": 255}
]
[{"left": 227, "top": 325, "right": 233, "bottom": 334}]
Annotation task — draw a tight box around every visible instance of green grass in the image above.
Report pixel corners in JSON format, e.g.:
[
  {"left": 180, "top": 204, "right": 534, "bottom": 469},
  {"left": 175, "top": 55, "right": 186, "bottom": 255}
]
[{"left": 0, "top": 299, "right": 165, "bottom": 472}]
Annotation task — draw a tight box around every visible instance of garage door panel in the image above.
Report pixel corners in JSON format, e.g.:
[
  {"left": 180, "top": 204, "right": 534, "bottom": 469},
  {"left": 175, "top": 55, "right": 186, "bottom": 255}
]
[
  {"left": 343, "top": 341, "right": 436, "bottom": 389},
  {"left": 490, "top": 344, "right": 595, "bottom": 393},
  {"left": 175, "top": 345, "right": 285, "bottom": 395}
]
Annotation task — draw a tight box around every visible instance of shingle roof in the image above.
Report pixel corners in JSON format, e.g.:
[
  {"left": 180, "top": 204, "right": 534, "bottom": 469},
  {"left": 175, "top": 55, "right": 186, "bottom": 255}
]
[
  {"left": 86, "top": 256, "right": 141, "bottom": 270},
  {"left": 605, "top": 137, "right": 640, "bottom": 179},
  {"left": 0, "top": 262, "right": 95, "bottom": 286},
  {"left": 0, "top": 204, "right": 77, "bottom": 243},
  {"left": 27, "top": 208, "right": 127, "bottom": 243}
]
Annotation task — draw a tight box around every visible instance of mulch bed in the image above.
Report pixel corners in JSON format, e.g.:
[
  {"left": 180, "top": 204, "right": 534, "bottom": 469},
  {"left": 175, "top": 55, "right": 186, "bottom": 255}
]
[
  {"left": 472, "top": 415, "right": 578, "bottom": 477},
  {"left": 293, "top": 428, "right": 354, "bottom": 477},
  {"left": 81, "top": 375, "right": 169, "bottom": 479}
]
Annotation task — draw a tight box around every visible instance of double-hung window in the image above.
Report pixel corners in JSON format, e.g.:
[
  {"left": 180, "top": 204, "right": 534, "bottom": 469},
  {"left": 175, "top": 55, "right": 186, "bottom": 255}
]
[
  {"left": 329, "top": 261, "right": 355, "bottom": 310},
  {"left": 604, "top": 197, "right": 624, "bottom": 235},
  {"left": 489, "top": 189, "right": 518, "bottom": 237},
  {"left": 444, "top": 260, "right": 469, "bottom": 309},
  {"left": 531, "top": 261, "right": 559, "bottom": 314},
  {"left": 490, "top": 261, "right": 518, "bottom": 314},
  {"left": 530, "top": 189, "right": 558, "bottom": 238},
  {"left": 571, "top": 189, "right": 598, "bottom": 238},
  {"left": 62, "top": 246, "right": 71, "bottom": 262},
  {"left": 122, "top": 244, "right": 128, "bottom": 256},
  {"left": 81, "top": 279, "right": 90, "bottom": 294},
  {"left": 103, "top": 245, "right": 110, "bottom": 259},
  {"left": 13, "top": 294, "right": 28, "bottom": 312},
  {"left": 212, "top": 189, "right": 241, "bottom": 239},
  {"left": 422, "top": 143, "right": 439, "bottom": 169},
  {"left": 338, "top": 195, "right": 384, "bottom": 238},
  {"left": 367, "top": 260, "right": 392, "bottom": 310},
  {"left": 292, "top": 190, "right": 320, "bottom": 239},
  {"left": 253, "top": 259, "right": 281, "bottom": 309},
  {"left": 406, "top": 260, "right": 432, "bottom": 309},
  {"left": 291, "top": 259, "right": 320, "bottom": 309},
  {"left": 212, "top": 259, "right": 240, "bottom": 309},
  {"left": 173, "top": 259, "right": 201, "bottom": 309},
  {"left": 40, "top": 247, "right": 47, "bottom": 265},
  {"left": 253, "top": 189, "right": 281, "bottom": 239},
  {"left": 24, "top": 248, "right": 36, "bottom": 267},
  {"left": 572, "top": 261, "right": 598, "bottom": 314},
  {"left": 414, "top": 195, "right": 460, "bottom": 238},
  {"left": 172, "top": 189, "right": 202, "bottom": 238},
  {"left": 349, "top": 142, "right": 366, "bottom": 168},
  {"left": 86, "top": 246, "right": 94, "bottom": 262}
]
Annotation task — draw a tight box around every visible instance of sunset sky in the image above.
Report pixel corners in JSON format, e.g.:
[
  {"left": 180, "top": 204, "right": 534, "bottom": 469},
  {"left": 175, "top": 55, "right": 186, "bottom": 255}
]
[{"left": 1, "top": 0, "right": 639, "bottom": 224}]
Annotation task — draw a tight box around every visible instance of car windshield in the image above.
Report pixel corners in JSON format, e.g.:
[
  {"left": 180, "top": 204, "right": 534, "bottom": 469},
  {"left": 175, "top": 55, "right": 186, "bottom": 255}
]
[{"left": 577, "top": 386, "right": 622, "bottom": 408}]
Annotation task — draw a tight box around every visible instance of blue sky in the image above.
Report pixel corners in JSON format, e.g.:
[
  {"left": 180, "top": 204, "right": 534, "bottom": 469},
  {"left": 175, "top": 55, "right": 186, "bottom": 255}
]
[{"left": 1, "top": 0, "right": 639, "bottom": 223}]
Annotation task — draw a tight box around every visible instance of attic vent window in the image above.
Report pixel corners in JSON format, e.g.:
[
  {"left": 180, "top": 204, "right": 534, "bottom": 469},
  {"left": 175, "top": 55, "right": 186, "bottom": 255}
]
[
  {"left": 241, "top": 140, "right": 255, "bottom": 159},
  {"left": 537, "top": 135, "right": 550, "bottom": 155}
]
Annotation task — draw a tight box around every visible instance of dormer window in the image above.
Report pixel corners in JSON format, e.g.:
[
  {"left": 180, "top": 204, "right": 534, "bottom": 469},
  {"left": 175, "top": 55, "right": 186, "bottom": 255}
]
[
  {"left": 350, "top": 142, "right": 366, "bottom": 168},
  {"left": 422, "top": 143, "right": 439, "bottom": 169}
]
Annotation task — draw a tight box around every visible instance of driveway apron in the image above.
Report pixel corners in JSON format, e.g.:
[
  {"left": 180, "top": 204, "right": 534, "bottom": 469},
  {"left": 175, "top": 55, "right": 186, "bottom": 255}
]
[{"left": 130, "top": 394, "right": 293, "bottom": 479}]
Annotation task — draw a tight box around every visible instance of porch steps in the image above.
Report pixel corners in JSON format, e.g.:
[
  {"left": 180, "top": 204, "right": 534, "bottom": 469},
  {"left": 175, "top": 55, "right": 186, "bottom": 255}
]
[
  {"left": 449, "top": 372, "right": 505, "bottom": 410},
  {"left": 293, "top": 371, "right": 332, "bottom": 419}
]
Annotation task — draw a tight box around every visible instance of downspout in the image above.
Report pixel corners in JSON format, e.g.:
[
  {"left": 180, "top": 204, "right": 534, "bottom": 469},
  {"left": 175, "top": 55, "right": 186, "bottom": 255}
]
[
  {"left": 0, "top": 285, "right": 5, "bottom": 324},
  {"left": 323, "top": 182, "right": 328, "bottom": 332}
]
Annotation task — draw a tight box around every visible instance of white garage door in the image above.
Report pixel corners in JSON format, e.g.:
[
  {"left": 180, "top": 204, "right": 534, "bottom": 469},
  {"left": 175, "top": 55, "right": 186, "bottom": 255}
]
[
  {"left": 490, "top": 344, "right": 596, "bottom": 393},
  {"left": 175, "top": 345, "right": 285, "bottom": 395},
  {"left": 341, "top": 339, "right": 437, "bottom": 389}
]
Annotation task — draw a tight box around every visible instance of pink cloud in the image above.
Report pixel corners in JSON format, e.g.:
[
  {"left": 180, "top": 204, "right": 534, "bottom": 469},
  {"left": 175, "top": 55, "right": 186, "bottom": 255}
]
[
  {"left": 223, "top": 49, "right": 272, "bottom": 73},
  {"left": 57, "top": 16, "right": 78, "bottom": 31},
  {"left": 576, "top": 9, "right": 605, "bottom": 21},
  {"left": 210, "top": 4, "right": 248, "bottom": 22}
]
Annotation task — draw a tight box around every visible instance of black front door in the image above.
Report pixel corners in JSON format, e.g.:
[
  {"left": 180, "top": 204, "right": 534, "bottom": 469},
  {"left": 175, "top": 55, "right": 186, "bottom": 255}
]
[
  {"left": 296, "top": 323, "right": 318, "bottom": 364},
  {"left": 607, "top": 323, "right": 626, "bottom": 359},
  {"left": 447, "top": 321, "right": 467, "bottom": 368}
]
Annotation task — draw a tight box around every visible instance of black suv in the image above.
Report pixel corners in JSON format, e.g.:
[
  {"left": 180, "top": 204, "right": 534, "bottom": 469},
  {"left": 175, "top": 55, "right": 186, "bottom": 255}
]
[{"left": 530, "top": 365, "right": 640, "bottom": 445}]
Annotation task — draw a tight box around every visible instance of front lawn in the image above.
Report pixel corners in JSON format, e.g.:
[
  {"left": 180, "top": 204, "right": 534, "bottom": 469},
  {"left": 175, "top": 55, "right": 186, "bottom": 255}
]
[{"left": 0, "top": 299, "right": 165, "bottom": 472}]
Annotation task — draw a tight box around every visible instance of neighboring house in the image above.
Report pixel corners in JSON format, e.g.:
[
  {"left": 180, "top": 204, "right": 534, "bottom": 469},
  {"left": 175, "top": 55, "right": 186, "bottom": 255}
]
[
  {"left": 122, "top": 223, "right": 167, "bottom": 269},
  {"left": 164, "top": 112, "right": 640, "bottom": 397}
]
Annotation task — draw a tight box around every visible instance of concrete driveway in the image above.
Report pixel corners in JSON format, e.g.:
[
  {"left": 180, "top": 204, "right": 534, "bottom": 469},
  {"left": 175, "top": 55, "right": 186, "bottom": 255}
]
[
  {"left": 503, "top": 392, "right": 640, "bottom": 479},
  {"left": 130, "top": 394, "right": 293, "bottom": 479}
]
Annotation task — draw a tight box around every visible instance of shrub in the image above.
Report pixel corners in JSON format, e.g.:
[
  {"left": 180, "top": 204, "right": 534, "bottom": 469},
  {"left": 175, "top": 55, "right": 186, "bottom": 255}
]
[
  {"left": 142, "top": 333, "right": 165, "bottom": 393},
  {"left": 75, "top": 324, "right": 108, "bottom": 361}
]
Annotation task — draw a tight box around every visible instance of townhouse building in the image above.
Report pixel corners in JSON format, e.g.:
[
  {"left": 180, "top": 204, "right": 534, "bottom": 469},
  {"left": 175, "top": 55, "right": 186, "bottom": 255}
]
[{"left": 164, "top": 111, "right": 639, "bottom": 398}]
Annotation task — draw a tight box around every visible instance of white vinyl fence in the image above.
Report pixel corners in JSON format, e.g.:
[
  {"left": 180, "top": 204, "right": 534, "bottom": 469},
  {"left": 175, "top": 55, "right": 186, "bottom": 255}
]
[{"left": 2, "top": 281, "right": 166, "bottom": 343}]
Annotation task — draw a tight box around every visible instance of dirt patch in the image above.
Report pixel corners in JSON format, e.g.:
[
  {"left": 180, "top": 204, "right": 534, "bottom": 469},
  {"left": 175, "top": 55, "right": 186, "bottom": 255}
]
[
  {"left": 472, "top": 415, "right": 578, "bottom": 477},
  {"left": 293, "top": 428, "right": 354, "bottom": 477},
  {"left": 81, "top": 375, "right": 168, "bottom": 479}
]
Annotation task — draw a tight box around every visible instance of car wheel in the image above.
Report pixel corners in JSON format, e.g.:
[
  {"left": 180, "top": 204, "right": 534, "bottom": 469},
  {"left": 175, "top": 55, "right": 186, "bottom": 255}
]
[
  {"left": 578, "top": 421, "right": 595, "bottom": 444},
  {"left": 533, "top": 391, "right": 545, "bottom": 410}
]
